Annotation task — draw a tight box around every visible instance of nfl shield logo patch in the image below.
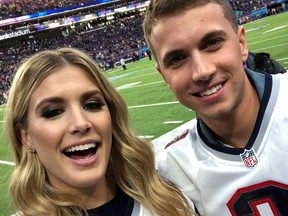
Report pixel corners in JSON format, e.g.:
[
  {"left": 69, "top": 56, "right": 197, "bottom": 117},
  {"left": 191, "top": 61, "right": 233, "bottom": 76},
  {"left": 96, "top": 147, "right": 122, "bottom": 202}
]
[{"left": 240, "top": 148, "right": 258, "bottom": 168}]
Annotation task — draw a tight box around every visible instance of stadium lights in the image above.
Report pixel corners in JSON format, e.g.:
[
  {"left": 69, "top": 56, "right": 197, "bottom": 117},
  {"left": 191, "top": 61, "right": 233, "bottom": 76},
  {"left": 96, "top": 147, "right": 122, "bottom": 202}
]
[
  {"left": 48, "top": 22, "right": 60, "bottom": 28},
  {"left": 106, "top": 15, "right": 114, "bottom": 20},
  {"left": 81, "top": 14, "right": 97, "bottom": 22},
  {"left": 85, "top": 14, "right": 93, "bottom": 19},
  {"left": 114, "top": 6, "right": 127, "bottom": 12},
  {"left": 138, "top": 7, "right": 146, "bottom": 12}
]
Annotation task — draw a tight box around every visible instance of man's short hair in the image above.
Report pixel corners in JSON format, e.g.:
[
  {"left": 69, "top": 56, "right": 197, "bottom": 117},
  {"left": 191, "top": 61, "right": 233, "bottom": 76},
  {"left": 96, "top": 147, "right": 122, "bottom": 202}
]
[{"left": 142, "top": 0, "right": 238, "bottom": 61}]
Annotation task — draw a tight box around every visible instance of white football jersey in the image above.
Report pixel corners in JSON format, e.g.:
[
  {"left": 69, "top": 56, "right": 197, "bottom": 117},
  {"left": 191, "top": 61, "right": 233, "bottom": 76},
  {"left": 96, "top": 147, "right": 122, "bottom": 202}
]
[{"left": 157, "top": 72, "right": 288, "bottom": 216}]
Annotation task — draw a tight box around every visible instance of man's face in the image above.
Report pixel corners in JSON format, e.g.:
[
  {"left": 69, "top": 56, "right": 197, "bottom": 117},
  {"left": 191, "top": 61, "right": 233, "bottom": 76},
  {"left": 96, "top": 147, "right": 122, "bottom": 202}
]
[{"left": 150, "top": 3, "right": 249, "bottom": 121}]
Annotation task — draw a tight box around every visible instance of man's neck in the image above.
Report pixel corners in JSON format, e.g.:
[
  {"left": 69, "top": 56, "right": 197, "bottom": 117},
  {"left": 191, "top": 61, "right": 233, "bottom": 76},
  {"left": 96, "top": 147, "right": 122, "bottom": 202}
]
[{"left": 200, "top": 72, "right": 261, "bottom": 148}]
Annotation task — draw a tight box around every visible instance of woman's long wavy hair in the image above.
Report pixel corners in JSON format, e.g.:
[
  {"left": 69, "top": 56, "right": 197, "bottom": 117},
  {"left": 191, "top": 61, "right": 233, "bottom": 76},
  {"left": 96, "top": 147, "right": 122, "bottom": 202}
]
[{"left": 5, "top": 47, "right": 194, "bottom": 216}]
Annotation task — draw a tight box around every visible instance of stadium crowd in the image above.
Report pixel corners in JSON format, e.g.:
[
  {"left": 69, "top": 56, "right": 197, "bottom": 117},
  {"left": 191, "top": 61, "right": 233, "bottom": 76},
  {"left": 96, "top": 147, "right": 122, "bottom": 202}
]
[
  {"left": 0, "top": 13, "right": 146, "bottom": 104},
  {"left": 0, "top": 0, "right": 106, "bottom": 20},
  {"left": 0, "top": 0, "right": 282, "bottom": 21},
  {"left": 0, "top": 0, "right": 287, "bottom": 105},
  {"left": 229, "top": 0, "right": 269, "bottom": 16}
]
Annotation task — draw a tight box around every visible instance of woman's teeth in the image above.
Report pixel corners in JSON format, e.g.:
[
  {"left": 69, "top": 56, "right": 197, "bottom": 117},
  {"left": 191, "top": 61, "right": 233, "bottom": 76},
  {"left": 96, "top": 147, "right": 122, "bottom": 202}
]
[{"left": 65, "top": 143, "right": 97, "bottom": 153}]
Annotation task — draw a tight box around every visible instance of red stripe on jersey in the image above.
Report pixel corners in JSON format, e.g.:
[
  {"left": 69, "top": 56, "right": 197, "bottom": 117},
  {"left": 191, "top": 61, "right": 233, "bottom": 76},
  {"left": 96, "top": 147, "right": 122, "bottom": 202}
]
[{"left": 164, "top": 129, "right": 189, "bottom": 149}]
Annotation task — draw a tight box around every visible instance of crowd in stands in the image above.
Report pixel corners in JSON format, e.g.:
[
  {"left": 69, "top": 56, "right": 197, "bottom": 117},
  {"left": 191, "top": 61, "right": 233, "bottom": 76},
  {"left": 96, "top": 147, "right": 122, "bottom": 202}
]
[
  {"left": 0, "top": 0, "right": 282, "bottom": 21},
  {"left": 0, "top": 14, "right": 146, "bottom": 104},
  {"left": 0, "top": 0, "right": 105, "bottom": 20},
  {"left": 0, "top": 0, "right": 287, "bottom": 105},
  {"left": 229, "top": 0, "right": 269, "bottom": 16}
]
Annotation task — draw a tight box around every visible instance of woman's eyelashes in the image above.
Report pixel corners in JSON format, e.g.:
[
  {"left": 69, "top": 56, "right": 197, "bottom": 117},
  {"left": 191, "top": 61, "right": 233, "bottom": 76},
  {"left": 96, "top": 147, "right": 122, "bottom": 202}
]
[
  {"left": 83, "top": 100, "right": 105, "bottom": 111},
  {"left": 41, "top": 107, "right": 64, "bottom": 119},
  {"left": 41, "top": 99, "right": 105, "bottom": 119}
]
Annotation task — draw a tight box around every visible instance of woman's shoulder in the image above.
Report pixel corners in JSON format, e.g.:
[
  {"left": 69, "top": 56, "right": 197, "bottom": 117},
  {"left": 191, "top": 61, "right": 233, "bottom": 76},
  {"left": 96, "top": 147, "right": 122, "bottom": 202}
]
[{"left": 133, "top": 201, "right": 154, "bottom": 216}]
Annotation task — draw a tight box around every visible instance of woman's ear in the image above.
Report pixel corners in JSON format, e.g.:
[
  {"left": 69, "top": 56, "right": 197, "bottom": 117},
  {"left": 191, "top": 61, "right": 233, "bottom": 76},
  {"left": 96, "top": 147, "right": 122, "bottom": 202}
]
[{"left": 20, "top": 128, "right": 35, "bottom": 152}]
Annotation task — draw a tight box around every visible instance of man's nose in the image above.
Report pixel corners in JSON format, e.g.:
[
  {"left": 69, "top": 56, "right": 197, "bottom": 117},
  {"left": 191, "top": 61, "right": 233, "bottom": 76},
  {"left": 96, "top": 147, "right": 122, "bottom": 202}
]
[{"left": 191, "top": 54, "right": 216, "bottom": 82}]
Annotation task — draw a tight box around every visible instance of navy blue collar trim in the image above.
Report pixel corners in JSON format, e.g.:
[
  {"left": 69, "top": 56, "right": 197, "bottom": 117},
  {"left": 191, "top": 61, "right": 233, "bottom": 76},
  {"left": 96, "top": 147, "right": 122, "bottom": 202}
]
[{"left": 197, "top": 71, "right": 272, "bottom": 155}]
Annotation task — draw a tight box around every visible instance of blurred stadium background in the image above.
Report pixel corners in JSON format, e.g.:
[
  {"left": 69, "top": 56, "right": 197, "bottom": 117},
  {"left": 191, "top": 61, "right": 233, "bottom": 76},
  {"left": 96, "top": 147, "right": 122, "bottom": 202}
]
[{"left": 0, "top": 0, "right": 288, "bottom": 214}]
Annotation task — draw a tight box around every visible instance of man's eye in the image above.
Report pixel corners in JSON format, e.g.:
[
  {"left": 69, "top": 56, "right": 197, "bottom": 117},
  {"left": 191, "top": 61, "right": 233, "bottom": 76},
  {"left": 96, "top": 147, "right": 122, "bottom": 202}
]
[
  {"left": 206, "top": 38, "right": 223, "bottom": 49},
  {"left": 42, "top": 108, "right": 64, "bottom": 119},
  {"left": 169, "top": 54, "right": 186, "bottom": 66},
  {"left": 84, "top": 101, "right": 104, "bottom": 111}
]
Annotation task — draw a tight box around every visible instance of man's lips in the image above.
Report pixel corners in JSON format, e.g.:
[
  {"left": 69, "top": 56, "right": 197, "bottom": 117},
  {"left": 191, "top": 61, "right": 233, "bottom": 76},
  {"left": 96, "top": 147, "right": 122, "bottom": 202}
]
[{"left": 194, "top": 83, "right": 223, "bottom": 97}]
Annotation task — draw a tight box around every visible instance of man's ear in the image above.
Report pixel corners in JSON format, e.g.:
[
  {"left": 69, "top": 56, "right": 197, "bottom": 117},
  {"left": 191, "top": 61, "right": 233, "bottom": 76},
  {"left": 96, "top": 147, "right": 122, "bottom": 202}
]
[
  {"left": 155, "top": 63, "right": 162, "bottom": 74},
  {"left": 156, "top": 64, "right": 168, "bottom": 83},
  {"left": 238, "top": 26, "right": 248, "bottom": 63},
  {"left": 156, "top": 64, "right": 170, "bottom": 88}
]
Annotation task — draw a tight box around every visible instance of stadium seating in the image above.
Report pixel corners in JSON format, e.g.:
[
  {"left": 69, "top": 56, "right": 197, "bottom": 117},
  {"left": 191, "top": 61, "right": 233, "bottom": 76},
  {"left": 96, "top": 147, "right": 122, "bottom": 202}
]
[
  {"left": 0, "top": 0, "right": 287, "bottom": 104},
  {"left": 0, "top": 12, "right": 147, "bottom": 104},
  {"left": 0, "top": 0, "right": 97, "bottom": 20}
]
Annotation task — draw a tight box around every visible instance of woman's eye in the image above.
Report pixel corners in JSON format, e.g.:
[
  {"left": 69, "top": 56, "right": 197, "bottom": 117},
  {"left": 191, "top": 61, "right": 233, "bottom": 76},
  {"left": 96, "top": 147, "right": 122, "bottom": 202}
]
[
  {"left": 42, "top": 108, "right": 64, "bottom": 119},
  {"left": 84, "top": 101, "right": 104, "bottom": 111}
]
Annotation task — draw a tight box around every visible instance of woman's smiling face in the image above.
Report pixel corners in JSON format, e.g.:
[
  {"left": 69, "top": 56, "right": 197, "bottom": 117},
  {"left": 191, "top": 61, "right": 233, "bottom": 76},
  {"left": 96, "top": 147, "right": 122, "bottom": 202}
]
[{"left": 20, "top": 65, "right": 113, "bottom": 191}]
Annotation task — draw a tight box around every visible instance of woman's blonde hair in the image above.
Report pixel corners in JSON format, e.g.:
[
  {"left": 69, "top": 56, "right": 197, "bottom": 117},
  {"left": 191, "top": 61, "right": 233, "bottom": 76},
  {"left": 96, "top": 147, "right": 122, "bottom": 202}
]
[{"left": 5, "top": 47, "right": 193, "bottom": 216}]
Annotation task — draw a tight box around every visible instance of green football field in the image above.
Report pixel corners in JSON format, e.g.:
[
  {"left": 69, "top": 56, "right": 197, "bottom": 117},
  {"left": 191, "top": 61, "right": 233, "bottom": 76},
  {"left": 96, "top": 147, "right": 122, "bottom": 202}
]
[{"left": 0, "top": 12, "right": 287, "bottom": 215}]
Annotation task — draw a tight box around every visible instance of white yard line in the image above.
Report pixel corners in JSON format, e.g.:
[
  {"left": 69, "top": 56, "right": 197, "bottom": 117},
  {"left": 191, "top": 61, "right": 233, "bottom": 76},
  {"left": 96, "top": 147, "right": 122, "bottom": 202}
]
[
  {"left": 0, "top": 160, "right": 14, "bottom": 166},
  {"left": 253, "top": 42, "right": 288, "bottom": 52},
  {"left": 138, "top": 135, "right": 154, "bottom": 139},
  {"left": 163, "top": 121, "right": 184, "bottom": 124},
  {"left": 116, "top": 80, "right": 164, "bottom": 91},
  {"left": 128, "top": 101, "right": 179, "bottom": 109}
]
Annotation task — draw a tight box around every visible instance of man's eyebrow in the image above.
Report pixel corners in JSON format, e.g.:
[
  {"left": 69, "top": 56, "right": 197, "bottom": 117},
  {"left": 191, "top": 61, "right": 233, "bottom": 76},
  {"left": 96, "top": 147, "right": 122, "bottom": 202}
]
[
  {"left": 161, "top": 30, "right": 226, "bottom": 68},
  {"left": 162, "top": 49, "right": 183, "bottom": 68},
  {"left": 201, "top": 30, "right": 226, "bottom": 43}
]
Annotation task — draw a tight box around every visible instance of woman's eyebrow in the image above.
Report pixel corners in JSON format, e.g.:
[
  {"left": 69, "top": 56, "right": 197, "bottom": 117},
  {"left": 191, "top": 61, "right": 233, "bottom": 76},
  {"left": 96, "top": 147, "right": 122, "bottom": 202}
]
[
  {"left": 35, "top": 97, "right": 64, "bottom": 112},
  {"left": 80, "top": 89, "right": 104, "bottom": 100}
]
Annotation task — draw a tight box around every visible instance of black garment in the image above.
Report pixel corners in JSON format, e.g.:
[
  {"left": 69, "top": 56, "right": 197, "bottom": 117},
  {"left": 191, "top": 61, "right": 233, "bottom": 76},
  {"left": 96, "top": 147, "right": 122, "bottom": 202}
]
[
  {"left": 86, "top": 188, "right": 134, "bottom": 216},
  {"left": 246, "top": 51, "right": 286, "bottom": 74}
]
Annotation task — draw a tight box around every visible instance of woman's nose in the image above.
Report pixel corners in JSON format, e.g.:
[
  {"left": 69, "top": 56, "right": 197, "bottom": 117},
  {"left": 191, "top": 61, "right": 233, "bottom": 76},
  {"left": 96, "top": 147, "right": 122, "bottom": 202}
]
[{"left": 68, "top": 109, "right": 92, "bottom": 135}]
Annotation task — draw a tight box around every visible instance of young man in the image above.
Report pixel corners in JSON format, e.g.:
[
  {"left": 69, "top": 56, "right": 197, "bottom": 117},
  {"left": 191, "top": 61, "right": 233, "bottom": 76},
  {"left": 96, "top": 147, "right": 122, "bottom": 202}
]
[{"left": 143, "top": 0, "right": 288, "bottom": 215}]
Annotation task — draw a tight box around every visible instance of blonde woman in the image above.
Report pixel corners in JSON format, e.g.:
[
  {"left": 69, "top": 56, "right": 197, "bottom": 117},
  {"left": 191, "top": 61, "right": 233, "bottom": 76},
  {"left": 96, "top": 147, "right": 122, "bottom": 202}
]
[{"left": 5, "top": 47, "right": 194, "bottom": 216}]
